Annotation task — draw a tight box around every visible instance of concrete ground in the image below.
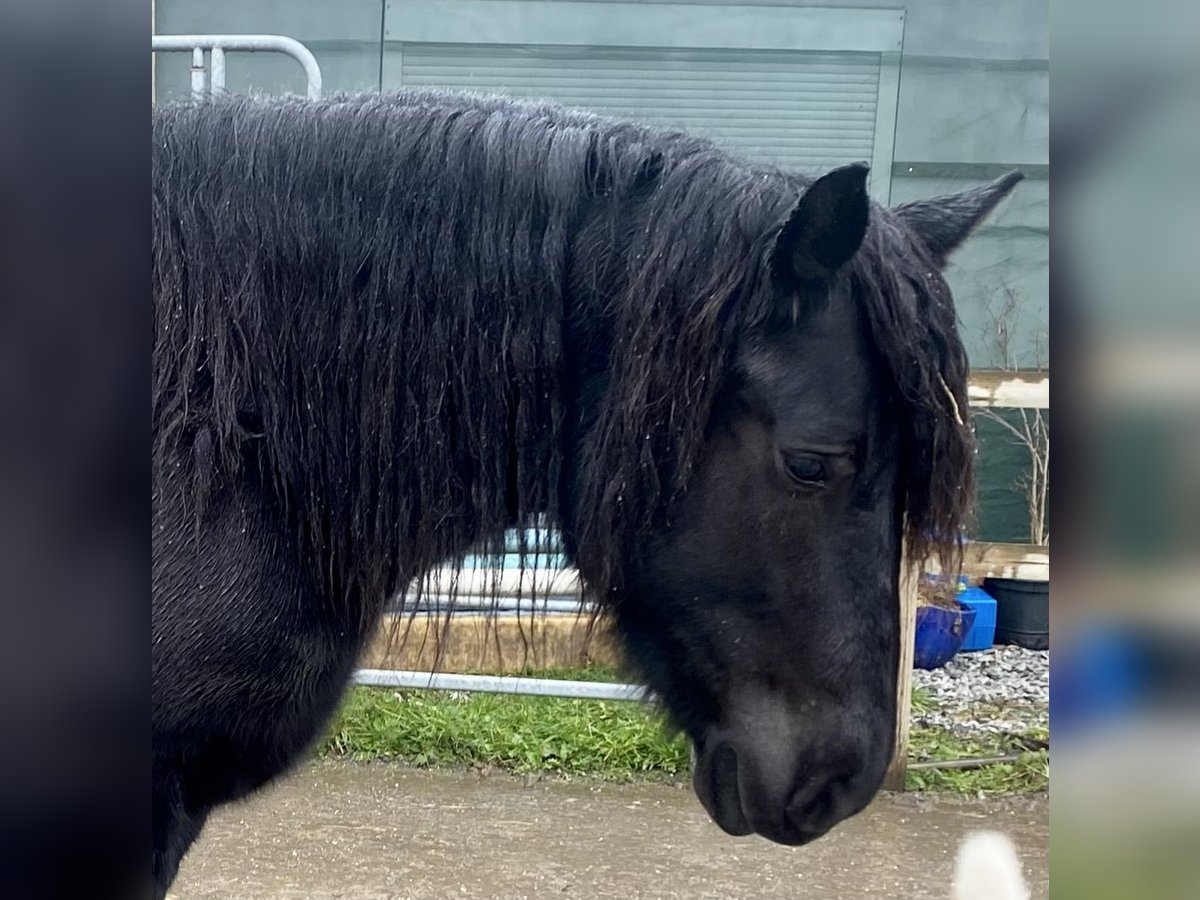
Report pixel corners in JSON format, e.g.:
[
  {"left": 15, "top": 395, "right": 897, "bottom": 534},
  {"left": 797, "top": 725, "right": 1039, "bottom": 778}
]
[{"left": 173, "top": 761, "right": 1048, "bottom": 899}]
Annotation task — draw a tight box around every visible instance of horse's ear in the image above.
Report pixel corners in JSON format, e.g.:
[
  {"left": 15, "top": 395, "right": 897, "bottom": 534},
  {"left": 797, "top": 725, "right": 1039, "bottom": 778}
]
[
  {"left": 771, "top": 162, "right": 870, "bottom": 285},
  {"left": 893, "top": 171, "right": 1024, "bottom": 265}
]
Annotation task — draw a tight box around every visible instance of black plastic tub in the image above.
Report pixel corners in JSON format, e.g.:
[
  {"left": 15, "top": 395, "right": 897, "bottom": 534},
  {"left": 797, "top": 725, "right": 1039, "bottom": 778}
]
[{"left": 984, "top": 577, "right": 1049, "bottom": 650}]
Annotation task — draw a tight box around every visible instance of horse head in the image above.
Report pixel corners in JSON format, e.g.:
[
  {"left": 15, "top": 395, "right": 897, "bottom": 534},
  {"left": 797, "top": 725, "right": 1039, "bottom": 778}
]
[{"left": 562, "top": 163, "right": 1021, "bottom": 844}]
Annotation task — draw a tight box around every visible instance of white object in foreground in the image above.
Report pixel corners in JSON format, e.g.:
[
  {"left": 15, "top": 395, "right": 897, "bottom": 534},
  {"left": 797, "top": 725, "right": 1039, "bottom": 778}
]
[{"left": 953, "top": 831, "right": 1030, "bottom": 900}]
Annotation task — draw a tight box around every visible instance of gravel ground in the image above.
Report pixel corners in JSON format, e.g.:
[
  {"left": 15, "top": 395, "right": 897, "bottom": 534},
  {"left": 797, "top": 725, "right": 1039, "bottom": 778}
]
[{"left": 913, "top": 645, "right": 1049, "bottom": 738}]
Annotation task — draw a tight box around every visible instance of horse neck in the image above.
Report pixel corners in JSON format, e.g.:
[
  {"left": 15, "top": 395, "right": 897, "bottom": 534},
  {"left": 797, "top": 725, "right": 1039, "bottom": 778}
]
[
  {"left": 160, "top": 99, "right": 634, "bottom": 614},
  {"left": 273, "top": 235, "right": 572, "bottom": 618}
]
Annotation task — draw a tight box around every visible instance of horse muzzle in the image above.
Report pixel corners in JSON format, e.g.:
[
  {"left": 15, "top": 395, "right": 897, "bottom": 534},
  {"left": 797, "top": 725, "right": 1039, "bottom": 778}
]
[{"left": 689, "top": 699, "right": 888, "bottom": 846}]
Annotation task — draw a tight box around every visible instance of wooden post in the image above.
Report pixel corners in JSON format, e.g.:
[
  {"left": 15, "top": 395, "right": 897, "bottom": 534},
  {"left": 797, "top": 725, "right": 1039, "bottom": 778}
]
[
  {"left": 880, "top": 372, "right": 1049, "bottom": 791},
  {"left": 883, "top": 556, "right": 918, "bottom": 791}
]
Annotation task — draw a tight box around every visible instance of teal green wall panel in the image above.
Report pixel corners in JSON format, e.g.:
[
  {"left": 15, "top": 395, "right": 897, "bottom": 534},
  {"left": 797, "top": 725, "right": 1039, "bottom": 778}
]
[
  {"left": 973, "top": 411, "right": 1049, "bottom": 544},
  {"left": 892, "top": 63, "right": 1048, "bottom": 166},
  {"left": 386, "top": 1, "right": 904, "bottom": 52},
  {"left": 390, "top": 44, "right": 888, "bottom": 175}
]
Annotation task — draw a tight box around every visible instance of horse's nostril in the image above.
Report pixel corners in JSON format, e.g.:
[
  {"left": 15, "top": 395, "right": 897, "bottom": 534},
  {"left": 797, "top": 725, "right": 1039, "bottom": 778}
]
[
  {"left": 697, "top": 741, "right": 752, "bottom": 837},
  {"left": 712, "top": 745, "right": 743, "bottom": 816},
  {"left": 788, "top": 768, "right": 868, "bottom": 836},
  {"left": 806, "top": 775, "right": 848, "bottom": 825}
]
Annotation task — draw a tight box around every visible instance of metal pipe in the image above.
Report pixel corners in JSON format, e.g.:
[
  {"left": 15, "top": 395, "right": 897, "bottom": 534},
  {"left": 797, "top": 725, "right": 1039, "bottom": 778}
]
[
  {"left": 190, "top": 48, "right": 205, "bottom": 103},
  {"left": 152, "top": 35, "right": 323, "bottom": 100},
  {"left": 402, "top": 605, "right": 593, "bottom": 617},
  {"left": 390, "top": 595, "right": 594, "bottom": 615},
  {"left": 209, "top": 46, "right": 225, "bottom": 95},
  {"left": 352, "top": 669, "right": 651, "bottom": 702},
  {"left": 907, "top": 754, "right": 1031, "bottom": 771}
]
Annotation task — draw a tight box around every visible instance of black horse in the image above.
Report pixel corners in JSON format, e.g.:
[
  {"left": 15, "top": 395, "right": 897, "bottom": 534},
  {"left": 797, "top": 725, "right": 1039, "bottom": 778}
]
[{"left": 152, "top": 89, "right": 1019, "bottom": 896}]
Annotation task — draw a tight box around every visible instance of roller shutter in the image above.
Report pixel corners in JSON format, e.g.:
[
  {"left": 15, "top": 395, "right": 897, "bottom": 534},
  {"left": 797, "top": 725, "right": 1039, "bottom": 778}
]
[{"left": 397, "top": 44, "right": 881, "bottom": 173}]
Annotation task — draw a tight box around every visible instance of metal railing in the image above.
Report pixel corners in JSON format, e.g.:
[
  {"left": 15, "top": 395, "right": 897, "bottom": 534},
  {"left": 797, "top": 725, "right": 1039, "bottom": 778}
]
[
  {"left": 353, "top": 669, "right": 650, "bottom": 702},
  {"left": 396, "top": 595, "right": 594, "bottom": 616},
  {"left": 152, "top": 34, "right": 323, "bottom": 102}
]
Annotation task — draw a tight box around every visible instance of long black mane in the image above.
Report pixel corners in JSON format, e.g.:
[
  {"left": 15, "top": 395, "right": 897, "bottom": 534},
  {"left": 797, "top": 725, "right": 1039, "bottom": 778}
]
[{"left": 152, "top": 89, "right": 971, "bottom": 623}]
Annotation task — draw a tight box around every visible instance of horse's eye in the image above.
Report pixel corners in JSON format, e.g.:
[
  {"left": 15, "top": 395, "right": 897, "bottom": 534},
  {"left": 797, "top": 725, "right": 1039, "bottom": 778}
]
[{"left": 783, "top": 452, "right": 828, "bottom": 487}]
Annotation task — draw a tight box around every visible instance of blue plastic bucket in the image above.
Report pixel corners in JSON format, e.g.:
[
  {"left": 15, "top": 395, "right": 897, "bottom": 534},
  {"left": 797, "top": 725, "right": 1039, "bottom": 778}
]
[{"left": 914, "top": 600, "right": 977, "bottom": 670}]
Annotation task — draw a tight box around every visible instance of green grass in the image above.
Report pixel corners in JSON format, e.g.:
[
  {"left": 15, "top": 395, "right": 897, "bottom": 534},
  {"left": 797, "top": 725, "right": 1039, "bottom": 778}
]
[
  {"left": 905, "top": 725, "right": 1049, "bottom": 794},
  {"left": 320, "top": 675, "right": 689, "bottom": 779},
  {"left": 909, "top": 684, "right": 937, "bottom": 716},
  {"left": 319, "top": 668, "right": 1048, "bottom": 795}
]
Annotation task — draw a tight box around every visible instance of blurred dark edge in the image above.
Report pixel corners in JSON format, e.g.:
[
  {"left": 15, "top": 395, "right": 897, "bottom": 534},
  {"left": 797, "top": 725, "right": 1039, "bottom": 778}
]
[{"left": 0, "top": 0, "right": 148, "bottom": 897}]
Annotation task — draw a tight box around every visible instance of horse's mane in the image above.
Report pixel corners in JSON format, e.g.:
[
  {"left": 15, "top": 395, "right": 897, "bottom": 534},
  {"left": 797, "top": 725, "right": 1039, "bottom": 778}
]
[{"left": 152, "top": 89, "right": 971, "bottom": 628}]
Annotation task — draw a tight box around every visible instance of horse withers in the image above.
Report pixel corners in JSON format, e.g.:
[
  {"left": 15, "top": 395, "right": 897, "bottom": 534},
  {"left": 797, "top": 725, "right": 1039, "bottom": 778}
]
[{"left": 152, "top": 90, "right": 1020, "bottom": 895}]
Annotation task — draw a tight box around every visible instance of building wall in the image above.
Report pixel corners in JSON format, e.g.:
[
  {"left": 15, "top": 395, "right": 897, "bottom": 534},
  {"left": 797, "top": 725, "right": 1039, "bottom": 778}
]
[{"left": 154, "top": 0, "right": 1048, "bottom": 541}]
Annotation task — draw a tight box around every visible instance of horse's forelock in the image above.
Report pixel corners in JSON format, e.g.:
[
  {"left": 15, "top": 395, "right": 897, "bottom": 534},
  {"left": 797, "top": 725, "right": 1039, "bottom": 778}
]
[{"left": 850, "top": 213, "right": 976, "bottom": 575}]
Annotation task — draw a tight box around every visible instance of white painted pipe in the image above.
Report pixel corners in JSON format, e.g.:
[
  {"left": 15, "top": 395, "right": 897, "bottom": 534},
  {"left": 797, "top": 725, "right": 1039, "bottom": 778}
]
[
  {"left": 352, "top": 669, "right": 651, "bottom": 703},
  {"left": 209, "top": 46, "right": 226, "bottom": 94},
  {"left": 152, "top": 34, "right": 323, "bottom": 100},
  {"left": 400, "top": 600, "right": 594, "bottom": 615},
  {"left": 402, "top": 566, "right": 582, "bottom": 599},
  {"left": 189, "top": 47, "right": 205, "bottom": 102}
]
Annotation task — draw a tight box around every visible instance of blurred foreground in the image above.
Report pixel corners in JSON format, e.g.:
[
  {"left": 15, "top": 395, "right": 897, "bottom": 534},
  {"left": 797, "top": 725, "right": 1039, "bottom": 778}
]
[{"left": 1054, "top": 1, "right": 1200, "bottom": 896}]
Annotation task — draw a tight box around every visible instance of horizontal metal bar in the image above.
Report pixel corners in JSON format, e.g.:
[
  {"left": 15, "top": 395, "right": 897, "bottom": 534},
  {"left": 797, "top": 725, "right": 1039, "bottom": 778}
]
[
  {"left": 152, "top": 34, "right": 323, "bottom": 99},
  {"left": 392, "top": 591, "right": 587, "bottom": 604},
  {"left": 400, "top": 599, "right": 594, "bottom": 615},
  {"left": 352, "top": 669, "right": 650, "bottom": 702},
  {"left": 908, "top": 753, "right": 1031, "bottom": 771},
  {"left": 402, "top": 567, "right": 582, "bottom": 599}
]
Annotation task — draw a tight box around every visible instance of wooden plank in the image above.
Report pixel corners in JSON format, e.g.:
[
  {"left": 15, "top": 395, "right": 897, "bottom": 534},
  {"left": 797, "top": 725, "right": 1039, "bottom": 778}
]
[
  {"left": 883, "top": 556, "right": 919, "bottom": 791},
  {"left": 960, "top": 541, "right": 1049, "bottom": 582},
  {"left": 364, "top": 613, "right": 621, "bottom": 674},
  {"left": 968, "top": 370, "right": 1049, "bottom": 409}
]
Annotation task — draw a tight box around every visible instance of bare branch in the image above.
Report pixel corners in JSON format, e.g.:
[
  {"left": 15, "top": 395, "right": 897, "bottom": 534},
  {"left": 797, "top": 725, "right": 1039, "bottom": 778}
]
[{"left": 976, "top": 284, "right": 1049, "bottom": 546}]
